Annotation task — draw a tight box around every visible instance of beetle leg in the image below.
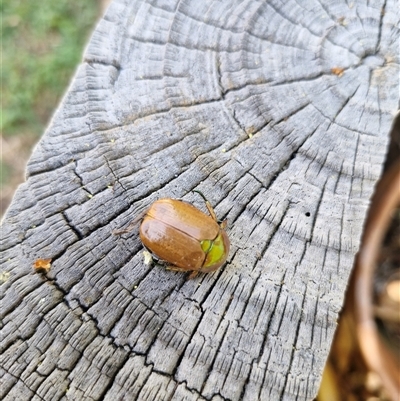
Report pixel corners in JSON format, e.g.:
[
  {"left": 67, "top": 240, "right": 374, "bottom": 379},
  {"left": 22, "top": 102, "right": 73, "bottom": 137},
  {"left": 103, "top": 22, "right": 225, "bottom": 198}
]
[
  {"left": 205, "top": 201, "right": 218, "bottom": 222},
  {"left": 165, "top": 265, "right": 188, "bottom": 272},
  {"left": 219, "top": 219, "right": 228, "bottom": 229},
  {"left": 188, "top": 271, "right": 199, "bottom": 279},
  {"left": 193, "top": 190, "right": 218, "bottom": 222},
  {"left": 165, "top": 265, "right": 199, "bottom": 279},
  {"left": 112, "top": 210, "right": 146, "bottom": 235}
]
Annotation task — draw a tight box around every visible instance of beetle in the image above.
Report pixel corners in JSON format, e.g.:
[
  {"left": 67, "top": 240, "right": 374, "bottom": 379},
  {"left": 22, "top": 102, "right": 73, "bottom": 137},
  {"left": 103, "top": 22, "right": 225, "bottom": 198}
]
[{"left": 114, "top": 192, "right": 230, "bottom": 278}]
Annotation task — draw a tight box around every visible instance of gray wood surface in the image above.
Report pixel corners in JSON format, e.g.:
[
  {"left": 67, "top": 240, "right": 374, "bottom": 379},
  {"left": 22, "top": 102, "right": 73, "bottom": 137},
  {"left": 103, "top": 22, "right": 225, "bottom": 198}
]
[{"left": 1, "top": 0, "right": 399, "bottom": 400}]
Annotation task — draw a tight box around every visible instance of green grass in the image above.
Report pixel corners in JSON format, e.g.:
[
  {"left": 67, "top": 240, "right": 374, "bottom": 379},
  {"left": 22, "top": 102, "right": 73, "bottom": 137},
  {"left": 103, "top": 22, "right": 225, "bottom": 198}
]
[{"left": 2, "top": 0, "right": 99, "bottom": 137}]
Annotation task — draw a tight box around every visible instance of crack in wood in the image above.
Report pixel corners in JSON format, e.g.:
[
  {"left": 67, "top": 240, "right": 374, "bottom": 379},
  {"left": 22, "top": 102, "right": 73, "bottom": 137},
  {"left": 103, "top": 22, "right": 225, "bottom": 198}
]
[
  {"left": 211, "top": 72, "right": 325, "bottom": 105},
  {"left": 251, "top": 268, "right": 288, "bottom": 398},
  {"left": 215, "top": 54, "right": 225, "bottom": 97},
  {"left": 309, "top": 287, "right": 321, "bottom": 349},
  {"left": 348, "top": 131, "right": 361, "bottom": 202},
  {"left": 84, "top": 58, "right": 121, "bottom": 72},
  {"left": 1, "top": 279, "right": 45, "bottom": 324},
  {"left": 103, "top": 156, "right": 127, "bottom": 193},
  {"left": 96, "top": 352, "right": 131, "bottom": 401},
  {"left": 61, "top": 212, "right": 84, "bottom": 241},
  {"left": 199, "top": 321, "right": 230, "bottom": 395},
  {"left": 278, "top": 282, "right": 308, "bottom": 401},
  {"left": 375, "top": 0, "right": 388, "bottom": 53},
  {"left": 309, "top": 178, "right": 329, "bottom": 246},
  {"left": 178, "top": 4, "right": 320, "bottom": 52},
  {"left": 331, "top": 84, "right": 360, "bottom": 124}
]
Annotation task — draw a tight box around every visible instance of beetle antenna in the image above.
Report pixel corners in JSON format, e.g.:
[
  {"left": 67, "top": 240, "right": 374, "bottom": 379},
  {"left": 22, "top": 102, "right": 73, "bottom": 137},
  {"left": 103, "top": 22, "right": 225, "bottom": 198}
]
[
  {"left": 112, "top": 211, "right": 144, "bottom": 235},
  {"left": 192, "top": 189, "right": 208, "bottom": 202},
  {"left": 192, "top": 190, "right": 217, "bottom": 222}
]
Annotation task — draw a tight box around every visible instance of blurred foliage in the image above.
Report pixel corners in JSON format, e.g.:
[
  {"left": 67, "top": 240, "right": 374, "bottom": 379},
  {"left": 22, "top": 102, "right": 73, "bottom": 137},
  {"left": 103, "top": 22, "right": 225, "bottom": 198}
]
[
  {"left": 0, "top": 161, "right": 11, "bottom": 187},
  {"left": 1, "top": 0, "right": 101, "bottom": 216},
  {"left": 2, "top": 0, "right": 99, "bottom": 137}
]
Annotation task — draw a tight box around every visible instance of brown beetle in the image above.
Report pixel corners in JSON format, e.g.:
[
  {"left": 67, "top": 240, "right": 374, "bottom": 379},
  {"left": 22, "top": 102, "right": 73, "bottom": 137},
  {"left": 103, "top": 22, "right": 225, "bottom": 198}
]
[{"left": 114, "top": 192, "right": 230, "bottom": 278}]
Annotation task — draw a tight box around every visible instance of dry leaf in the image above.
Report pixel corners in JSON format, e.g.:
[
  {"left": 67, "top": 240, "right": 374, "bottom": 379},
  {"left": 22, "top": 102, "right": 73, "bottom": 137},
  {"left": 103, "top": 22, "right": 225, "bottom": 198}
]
[
  {"left": 33, "top": 258, "right": 52, "bottom": 273},
  {"left": 331, "top": 67, "right": 345, "bottom": 77}
]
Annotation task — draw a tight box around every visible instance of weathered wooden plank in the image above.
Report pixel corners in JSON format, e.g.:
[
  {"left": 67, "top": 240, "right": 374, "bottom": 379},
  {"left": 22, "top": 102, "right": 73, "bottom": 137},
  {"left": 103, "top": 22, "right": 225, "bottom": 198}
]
[{"left": 1, "top": 0, "right": 399, "bottom": 400}]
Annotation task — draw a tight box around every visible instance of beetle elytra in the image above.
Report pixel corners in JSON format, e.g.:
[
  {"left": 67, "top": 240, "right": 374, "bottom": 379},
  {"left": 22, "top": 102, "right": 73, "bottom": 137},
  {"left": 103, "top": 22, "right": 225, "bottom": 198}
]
[{"left": 114, "top": 192, "right": 230, "bottom": 278}]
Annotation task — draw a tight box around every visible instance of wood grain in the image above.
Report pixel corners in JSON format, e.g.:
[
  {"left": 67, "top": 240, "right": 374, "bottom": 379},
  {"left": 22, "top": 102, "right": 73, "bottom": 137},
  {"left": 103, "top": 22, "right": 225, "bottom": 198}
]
[{"left": 1, "top": 0, "right": 399, "bottom": 400}]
